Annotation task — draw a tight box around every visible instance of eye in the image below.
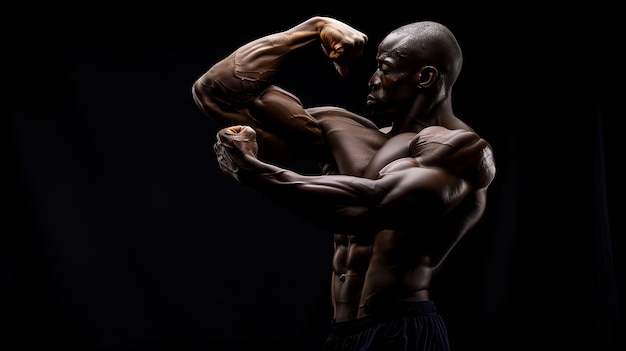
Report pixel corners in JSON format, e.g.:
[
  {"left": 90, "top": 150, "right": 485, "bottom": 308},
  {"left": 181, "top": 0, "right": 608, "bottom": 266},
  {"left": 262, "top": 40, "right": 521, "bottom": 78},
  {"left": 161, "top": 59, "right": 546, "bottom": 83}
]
[{"left": 378, "top": 63, "right": 392, "bottom": 74}]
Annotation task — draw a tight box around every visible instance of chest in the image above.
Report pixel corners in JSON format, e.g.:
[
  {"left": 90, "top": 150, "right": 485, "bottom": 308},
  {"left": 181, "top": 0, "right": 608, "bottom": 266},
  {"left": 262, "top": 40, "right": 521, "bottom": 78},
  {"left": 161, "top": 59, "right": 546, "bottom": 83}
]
[{"left": 319, "top": 118, "right": 417, "bottom": 178}]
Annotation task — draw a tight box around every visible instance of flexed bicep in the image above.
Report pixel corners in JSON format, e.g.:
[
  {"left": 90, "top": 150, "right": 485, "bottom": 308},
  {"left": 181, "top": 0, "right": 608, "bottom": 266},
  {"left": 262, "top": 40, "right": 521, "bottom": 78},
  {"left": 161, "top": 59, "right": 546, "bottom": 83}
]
[
  {"left": 192, "top": 17, "right": 369, "bottom": 164},
  {"left": 375, "top": 159, "right": 472, "bottom": 226},
  {"left": 192, "top": 56, "right": 324, "bottom": 163}
]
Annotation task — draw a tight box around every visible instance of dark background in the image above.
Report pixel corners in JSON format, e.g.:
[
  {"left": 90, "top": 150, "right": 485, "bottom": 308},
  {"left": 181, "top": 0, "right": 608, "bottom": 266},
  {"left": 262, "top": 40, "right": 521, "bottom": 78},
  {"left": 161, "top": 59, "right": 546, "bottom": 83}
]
[{"left": 2, "top": 4, "right": 621, "bottom": 351}]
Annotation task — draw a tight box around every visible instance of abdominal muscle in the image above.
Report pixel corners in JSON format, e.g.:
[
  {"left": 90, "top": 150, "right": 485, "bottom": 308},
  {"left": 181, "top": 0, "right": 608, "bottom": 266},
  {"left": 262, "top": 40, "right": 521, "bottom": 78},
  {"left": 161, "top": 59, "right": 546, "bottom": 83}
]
[{"left": 331, "top": 229, "right": 433, "bottom": 322}]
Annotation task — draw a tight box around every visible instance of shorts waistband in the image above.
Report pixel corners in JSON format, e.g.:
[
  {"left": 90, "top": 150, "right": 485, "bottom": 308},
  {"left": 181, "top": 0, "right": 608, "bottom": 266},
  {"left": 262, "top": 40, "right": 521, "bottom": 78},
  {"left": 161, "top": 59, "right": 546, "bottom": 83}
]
[{"left": 329, "top": 300, "right": 438, "bottom": 335}]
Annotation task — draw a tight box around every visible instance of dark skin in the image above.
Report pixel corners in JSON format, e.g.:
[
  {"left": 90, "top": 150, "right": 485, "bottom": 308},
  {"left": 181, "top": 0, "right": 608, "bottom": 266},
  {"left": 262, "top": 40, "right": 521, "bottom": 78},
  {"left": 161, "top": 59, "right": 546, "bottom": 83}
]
[{"left": 192, "top": 16, "right": 496, "bottom": 322}]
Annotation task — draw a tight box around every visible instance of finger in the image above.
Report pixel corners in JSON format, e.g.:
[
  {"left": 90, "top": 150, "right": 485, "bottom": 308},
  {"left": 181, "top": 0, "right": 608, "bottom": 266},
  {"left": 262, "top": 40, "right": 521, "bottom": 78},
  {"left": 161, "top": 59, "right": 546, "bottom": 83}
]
[{"left": 214, "top": 142, "right": 239, "bottom": 173}]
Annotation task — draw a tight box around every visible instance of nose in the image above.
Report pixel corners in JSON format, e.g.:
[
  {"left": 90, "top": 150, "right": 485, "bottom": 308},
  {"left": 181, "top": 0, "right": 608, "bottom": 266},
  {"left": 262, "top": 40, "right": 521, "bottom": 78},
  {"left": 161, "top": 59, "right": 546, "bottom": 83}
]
[{"left": 368, "top": 71, "right": 381, "bottom": 90}]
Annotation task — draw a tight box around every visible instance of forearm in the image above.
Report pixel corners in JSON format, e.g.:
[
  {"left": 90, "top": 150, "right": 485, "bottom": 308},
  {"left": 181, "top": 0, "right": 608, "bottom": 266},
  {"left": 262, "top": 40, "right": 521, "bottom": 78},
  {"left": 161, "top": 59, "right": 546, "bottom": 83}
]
[
  {"left": 239, "top": 156, "right": 382, "bottom": 234},
  {"left": 193, "top": 17, "right": 324, "bottom": 102},
  {"left": 232, "top": 152, "right": 468, "bottom": 235},
  {"left": 233, "top": 17, "right": 325, "bottom": 82},
  {"left": 193, "top": 16, "right": 366, "bottom": 109}
]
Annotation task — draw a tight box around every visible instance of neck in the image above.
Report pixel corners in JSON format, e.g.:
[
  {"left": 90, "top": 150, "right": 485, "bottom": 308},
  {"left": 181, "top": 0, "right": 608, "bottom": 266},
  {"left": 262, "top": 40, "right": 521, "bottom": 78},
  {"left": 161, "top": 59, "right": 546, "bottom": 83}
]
[{"left": 390, "top": 98, "right": 454, "bottom": 134}]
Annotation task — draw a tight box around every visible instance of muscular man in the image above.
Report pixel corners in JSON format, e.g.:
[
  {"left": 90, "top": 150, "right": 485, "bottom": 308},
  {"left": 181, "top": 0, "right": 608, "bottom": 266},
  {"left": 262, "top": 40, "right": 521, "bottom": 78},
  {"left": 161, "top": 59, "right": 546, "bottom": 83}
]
[{"left": 192, "top": 16, "right": 496, "bottom": 351}]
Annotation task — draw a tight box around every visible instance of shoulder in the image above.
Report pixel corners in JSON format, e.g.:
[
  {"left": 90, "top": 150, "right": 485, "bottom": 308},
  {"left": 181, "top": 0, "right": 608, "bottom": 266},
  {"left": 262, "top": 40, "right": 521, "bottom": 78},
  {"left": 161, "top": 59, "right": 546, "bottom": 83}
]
[
  {"left": 411, "top": 126, "right": 496, "bottom": 189},
  {"left": 408, "top": 126, "right": 482, "bottom": 164},
  {"left": 412, "top": 126, "right": 479, "bottom": 148}
]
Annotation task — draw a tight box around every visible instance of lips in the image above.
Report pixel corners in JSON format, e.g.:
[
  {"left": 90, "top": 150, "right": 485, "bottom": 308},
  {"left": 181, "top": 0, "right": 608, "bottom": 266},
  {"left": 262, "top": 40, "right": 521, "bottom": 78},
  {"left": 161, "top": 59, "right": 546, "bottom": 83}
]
[{"left": 366, "top": 95, "right": 378, "bottom": 106}]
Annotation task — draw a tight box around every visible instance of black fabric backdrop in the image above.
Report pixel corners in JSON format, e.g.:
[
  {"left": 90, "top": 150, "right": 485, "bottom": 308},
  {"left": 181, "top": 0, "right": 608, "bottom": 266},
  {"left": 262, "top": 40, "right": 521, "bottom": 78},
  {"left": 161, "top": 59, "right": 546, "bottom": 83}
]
[{"left": 2, "top": 5, "right": 622, "bottom": 351}]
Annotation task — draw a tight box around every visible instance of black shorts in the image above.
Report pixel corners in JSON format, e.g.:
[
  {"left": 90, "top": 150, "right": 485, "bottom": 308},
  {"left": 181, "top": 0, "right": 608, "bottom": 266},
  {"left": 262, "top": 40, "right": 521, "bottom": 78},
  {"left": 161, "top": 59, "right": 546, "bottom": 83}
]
[{"left": 322, "top": 301, "right": 450, "bottom": 351}]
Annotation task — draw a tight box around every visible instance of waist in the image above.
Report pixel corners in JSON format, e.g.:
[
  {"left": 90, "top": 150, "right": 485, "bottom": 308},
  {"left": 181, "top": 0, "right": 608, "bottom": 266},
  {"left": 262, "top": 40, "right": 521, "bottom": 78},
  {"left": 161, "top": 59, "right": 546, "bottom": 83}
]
[{"left": 330, "top": 300, "right": 438, "bottom": 334}]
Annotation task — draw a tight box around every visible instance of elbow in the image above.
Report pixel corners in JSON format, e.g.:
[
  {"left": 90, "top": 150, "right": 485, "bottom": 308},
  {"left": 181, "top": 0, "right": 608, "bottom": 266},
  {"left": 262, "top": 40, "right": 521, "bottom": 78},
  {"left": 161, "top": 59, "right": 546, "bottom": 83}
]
[
  {"left": 191, "top": 80, "right": 207, "bottom": 112},
  {"left": 191, "top": 74, "right": 219, "bottom": 118},
  {"left": 191, "top": 73, "right": 210, "bottom": 101}
]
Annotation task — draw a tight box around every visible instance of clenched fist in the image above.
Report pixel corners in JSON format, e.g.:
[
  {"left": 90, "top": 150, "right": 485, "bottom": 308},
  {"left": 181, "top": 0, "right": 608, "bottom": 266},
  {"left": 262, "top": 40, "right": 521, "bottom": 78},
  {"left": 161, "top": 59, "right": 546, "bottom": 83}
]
[
  {"left": 318, "top": 17, "right": 368, "bottom": 77},
  {"left": 213, "top": 125, "right": 259, "bottom": 179}
]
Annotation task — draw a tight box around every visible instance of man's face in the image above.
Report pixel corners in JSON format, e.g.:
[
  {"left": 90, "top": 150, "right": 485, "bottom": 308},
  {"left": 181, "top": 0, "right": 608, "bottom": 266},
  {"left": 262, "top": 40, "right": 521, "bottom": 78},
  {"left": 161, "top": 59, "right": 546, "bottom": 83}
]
[{"left": 366, "top": 37, "right": 421, "bottom": 126}]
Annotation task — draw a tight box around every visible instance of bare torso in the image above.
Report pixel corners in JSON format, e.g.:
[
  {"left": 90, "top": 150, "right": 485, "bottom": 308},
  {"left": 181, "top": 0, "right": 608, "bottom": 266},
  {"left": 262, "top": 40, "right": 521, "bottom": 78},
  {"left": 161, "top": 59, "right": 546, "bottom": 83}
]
[
  {"left": 308, "top": 107, "right": 439, "bottom": 321},
  {"left": 331, "top": 230, "right": 433, "bottom": 321},
  {"left": 303, "top": 105, "right": 491, "bottom": 322}
]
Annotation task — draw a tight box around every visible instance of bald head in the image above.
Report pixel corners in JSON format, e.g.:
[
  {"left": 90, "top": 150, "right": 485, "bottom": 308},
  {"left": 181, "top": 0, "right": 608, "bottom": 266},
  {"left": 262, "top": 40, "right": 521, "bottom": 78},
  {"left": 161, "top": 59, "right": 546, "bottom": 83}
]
[{"left": 381, "top": 21, "right": 463, "bottom": 91}]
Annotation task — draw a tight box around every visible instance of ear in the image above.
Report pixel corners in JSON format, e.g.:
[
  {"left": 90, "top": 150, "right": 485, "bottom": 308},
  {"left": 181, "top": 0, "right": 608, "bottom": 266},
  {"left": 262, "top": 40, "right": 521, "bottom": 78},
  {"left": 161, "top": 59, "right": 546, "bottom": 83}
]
[{"left": 415, "top": 65, "right": 438, "bottom": 88}]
